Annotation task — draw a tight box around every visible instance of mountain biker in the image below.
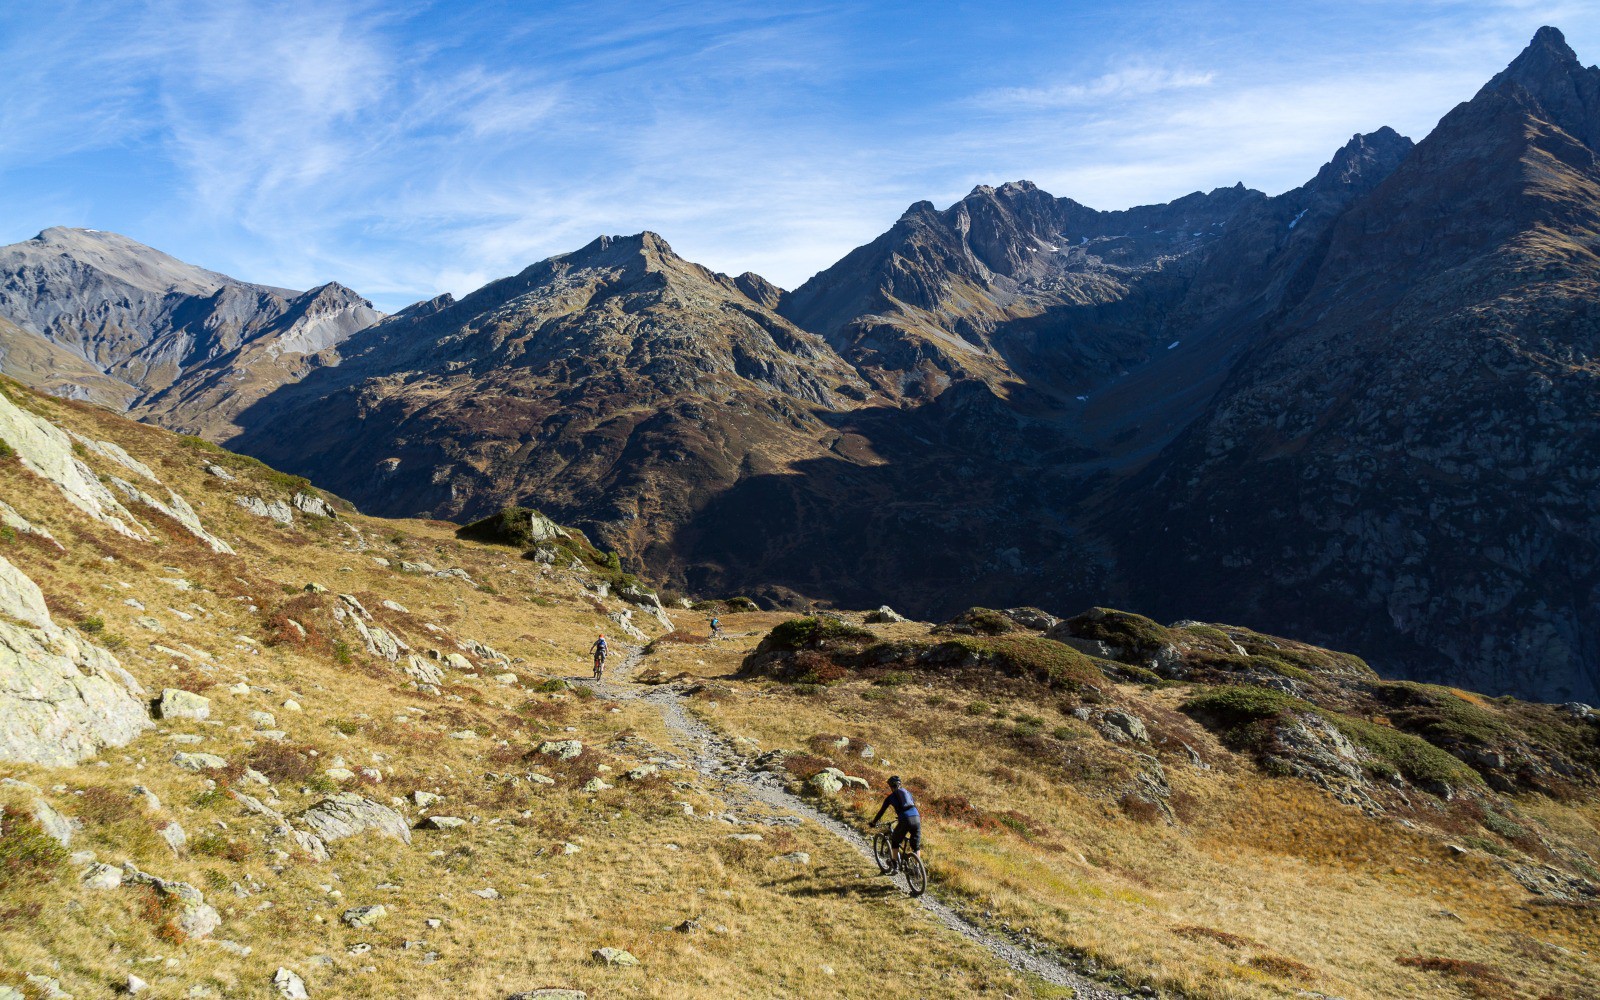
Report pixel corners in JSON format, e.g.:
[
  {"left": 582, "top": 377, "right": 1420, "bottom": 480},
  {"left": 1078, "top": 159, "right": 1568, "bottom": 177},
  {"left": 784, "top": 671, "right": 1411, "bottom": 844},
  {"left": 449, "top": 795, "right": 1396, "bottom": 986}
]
[
  {"left": 869, "top": 775, "right": 920, "bottom": 872},
  {"left": 710, "top": 616, "right": 722, "bottom": 637},
  {"left": 590, "top": 634, "right": 608, "bottom": 680}
]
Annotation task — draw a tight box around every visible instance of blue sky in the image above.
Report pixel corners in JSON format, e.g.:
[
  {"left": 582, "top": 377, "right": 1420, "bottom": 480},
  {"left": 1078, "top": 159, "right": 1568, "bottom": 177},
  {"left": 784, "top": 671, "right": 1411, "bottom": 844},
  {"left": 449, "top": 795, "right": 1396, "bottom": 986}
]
[{"left": 2, "top": 0, "right": 1596, "bottom": 311}]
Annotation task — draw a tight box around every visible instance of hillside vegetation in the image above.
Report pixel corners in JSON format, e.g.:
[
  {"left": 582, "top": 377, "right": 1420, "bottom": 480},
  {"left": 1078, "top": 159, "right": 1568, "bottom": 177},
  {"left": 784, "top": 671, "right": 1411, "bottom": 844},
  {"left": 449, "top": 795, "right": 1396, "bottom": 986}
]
[{"left": 0, "top": 375, "right": 1596, "bottom": 1000}]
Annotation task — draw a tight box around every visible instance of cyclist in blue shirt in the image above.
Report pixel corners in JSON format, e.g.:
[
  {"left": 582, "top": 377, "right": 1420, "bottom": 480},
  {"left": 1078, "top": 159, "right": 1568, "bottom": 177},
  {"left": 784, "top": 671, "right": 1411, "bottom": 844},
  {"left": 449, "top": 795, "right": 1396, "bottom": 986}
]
[
  {"left": 590, "top": 635, "right": 608, "bottom": 680},
  {"left": 869, "top": 775, "right": 921, "bottom": 872}
]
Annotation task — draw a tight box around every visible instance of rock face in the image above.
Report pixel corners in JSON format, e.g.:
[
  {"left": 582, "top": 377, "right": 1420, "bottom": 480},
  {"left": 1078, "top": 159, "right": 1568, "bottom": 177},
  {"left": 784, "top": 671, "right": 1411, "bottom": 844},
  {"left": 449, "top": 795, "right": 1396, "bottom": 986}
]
[
  {"left": 1113, "top": 26, "right": 1600, "bottom": 702},
  {"left": 0, "top": 227, "right": 383, "bottom": 436},
  {"left": 296, "top": 793, "right": 412, "bottom": 847},
  {"left": 0, "top": 555, "right": 152, "bottom": 765},
  {"left": 0, "top": 386, "right": 149, "bottom": 538}
]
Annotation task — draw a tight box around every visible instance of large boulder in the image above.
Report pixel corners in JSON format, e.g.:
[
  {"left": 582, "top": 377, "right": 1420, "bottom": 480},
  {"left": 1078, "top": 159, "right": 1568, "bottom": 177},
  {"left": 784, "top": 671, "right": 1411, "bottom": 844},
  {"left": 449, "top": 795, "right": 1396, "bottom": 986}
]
[
  {"left": 456, "top": 507, "right": 569, "bottom": 548},
  {"left": 156, "top": 688, "right": 211, "bottom": 721},
  {"left": 0, "top": 389, "right": 147, "bottom": 537},
  {"left": 236, "top": 496, "right": 294, "bottom": 526},
  {"left": 292, "top": 492, "right": 336, "bottom": 518},
  {"left": 618, "top": 584, "right": 673, "bottom": 629},
  {"left": 296, "top": 793, "right": 412, "bottom": 846},
  {"left": 0, "top": 556, "right": 152, "bottom": 766},
  {"left": 537, "top": 740, "right": 583, "bottom": 760}
]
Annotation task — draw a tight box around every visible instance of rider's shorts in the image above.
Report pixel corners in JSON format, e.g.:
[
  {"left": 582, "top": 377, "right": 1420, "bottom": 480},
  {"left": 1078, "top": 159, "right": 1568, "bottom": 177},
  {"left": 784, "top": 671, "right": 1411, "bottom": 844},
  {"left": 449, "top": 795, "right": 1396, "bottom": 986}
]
[{"left": 891, "top": 818, "right": 921, "bottom": 852}]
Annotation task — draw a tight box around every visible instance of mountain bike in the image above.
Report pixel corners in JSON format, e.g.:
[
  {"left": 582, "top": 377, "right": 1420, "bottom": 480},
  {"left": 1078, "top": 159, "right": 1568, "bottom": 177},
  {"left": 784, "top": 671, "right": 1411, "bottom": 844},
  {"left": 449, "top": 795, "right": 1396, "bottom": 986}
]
[
  {"left": 872, "top": 823, "right": 927, "bottom": 896},
  {"left": 593, "top": 650, "right": 607, "bottom": 680}
]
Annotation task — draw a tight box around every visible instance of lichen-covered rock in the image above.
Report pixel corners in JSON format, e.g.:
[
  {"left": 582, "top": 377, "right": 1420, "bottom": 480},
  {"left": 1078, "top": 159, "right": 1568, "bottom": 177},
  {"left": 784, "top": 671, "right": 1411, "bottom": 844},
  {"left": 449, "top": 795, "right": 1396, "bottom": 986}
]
[
  {"left": 402, "top": 656, "right": 444, "bottom": 687},
  {"left": 121, "top": 862, "right": 221, "bottom": 938},
  {"left": 809, "top": 770, "right": 844, "bottom": 795},
  {"left": 296, "top": 793, "right": 412, "bottom": 846},
  {"left": 172, "top": 751, "right": 228, "bottom": 771},
  {"left": 157, "top": 688, "right": 211, "bottom": 721},
  {"left": 341, "top": 904, "right": 387, "bottom": 927},
  {"left": 272, "top": 968, "right": 308, "bottom": 999},
  {"left": 0, "top": 388, "right": 147, "bottom": 537},
  {"left": 1099, "top": 710, "right": 1149, "bottom": 744},
  {"left": 110, "top": 476, "right": 235, "bottom": 554},
  {"left": 236, "top": 495, "right": 294, "bottom": 525},
  {"left": 537, "top": 740, "right": 582, "bottom": 760},
  {"left": 618, "top": 584, "right": 673, "bottom": 629},
  {"left": 81, "top": 861, "right": 123, "bottom": 889},
  {"left": 0, "top": 556, "right": 152, "bottom": 766},
  {"left": 292, "top": 492, "right": 336, "bottom": 518}
]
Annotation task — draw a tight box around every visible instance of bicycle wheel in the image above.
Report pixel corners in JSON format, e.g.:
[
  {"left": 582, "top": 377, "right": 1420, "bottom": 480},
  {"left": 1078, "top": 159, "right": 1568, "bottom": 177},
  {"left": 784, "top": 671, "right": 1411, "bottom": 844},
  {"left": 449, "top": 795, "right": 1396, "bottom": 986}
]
[
  {"left": 902, "top": 853, "right": 927, "bottom": 896},
  {"left": 872, "top": 832, "right": 894, "bottom": 874}
]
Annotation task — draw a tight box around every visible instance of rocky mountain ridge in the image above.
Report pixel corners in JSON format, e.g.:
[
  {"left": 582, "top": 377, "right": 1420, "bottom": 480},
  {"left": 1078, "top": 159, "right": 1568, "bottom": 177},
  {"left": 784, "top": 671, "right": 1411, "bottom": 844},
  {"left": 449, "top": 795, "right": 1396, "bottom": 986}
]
[
  {"left": 0, "top": 227, "right": 383, "bottom": 435},
  {"left": 2, "top": 28, "right": 1597, "bottom": 704}
]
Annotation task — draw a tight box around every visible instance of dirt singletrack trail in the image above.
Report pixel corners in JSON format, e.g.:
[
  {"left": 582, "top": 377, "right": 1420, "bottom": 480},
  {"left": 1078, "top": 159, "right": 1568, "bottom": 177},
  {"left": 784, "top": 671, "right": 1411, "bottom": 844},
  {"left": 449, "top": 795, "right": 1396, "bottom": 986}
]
[{"left": 584, "top": 645, "right": 1127, "bottom": 998}]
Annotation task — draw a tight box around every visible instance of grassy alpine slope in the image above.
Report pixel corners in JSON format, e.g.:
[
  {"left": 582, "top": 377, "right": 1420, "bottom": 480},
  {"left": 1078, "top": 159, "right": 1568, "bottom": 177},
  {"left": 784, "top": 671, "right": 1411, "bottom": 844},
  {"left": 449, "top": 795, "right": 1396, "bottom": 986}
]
[{"left": 0, "top": 373, "right": 1596, "bottom": 999}]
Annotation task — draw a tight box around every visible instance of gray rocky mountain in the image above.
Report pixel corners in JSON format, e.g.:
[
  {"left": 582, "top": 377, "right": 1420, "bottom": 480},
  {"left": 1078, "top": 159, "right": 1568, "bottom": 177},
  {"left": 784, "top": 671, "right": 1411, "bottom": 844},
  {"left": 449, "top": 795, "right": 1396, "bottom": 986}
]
[
  {"left": 4, "top": 28, "right": 1597, "bottom": 704},
  {"left": 1111, "top": 25, "right": 1600, "bottom": 702},
  {"left": 225, "top": 232, "right": 867, "bottom": 569},
  {"left": 0, "top": 227, "right": 382, "bottom": 436}
]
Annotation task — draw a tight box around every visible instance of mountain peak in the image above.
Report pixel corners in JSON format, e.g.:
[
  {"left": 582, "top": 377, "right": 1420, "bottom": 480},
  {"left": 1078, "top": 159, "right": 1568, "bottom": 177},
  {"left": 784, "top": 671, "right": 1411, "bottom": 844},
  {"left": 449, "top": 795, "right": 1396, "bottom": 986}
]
[
  {"left": 1478, "top": 24, "right": 1600, "bottom": 147},
  {"left": 575, "top": 231, "right": 681, "bottom": 265},
  {"left": 1307, "top": 126, "right": 1414, "bottom": 193}
]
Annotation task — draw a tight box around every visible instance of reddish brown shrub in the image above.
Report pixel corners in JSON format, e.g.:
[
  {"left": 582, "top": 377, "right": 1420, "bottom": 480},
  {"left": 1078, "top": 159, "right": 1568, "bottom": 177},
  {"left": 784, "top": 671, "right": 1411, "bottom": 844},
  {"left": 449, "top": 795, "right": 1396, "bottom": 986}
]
[
  {"left": 1173, "top": 925, "right": 1254, "bottom": 949},
  {"left": 1119, "top": 794, "right": 1164, "bottom": 824},
  {"left": 1250, "top": 955, "right": 1315, "bottom": 981},
  {"left": 246, "top": 742, "right": 320, "bottom": 783}
]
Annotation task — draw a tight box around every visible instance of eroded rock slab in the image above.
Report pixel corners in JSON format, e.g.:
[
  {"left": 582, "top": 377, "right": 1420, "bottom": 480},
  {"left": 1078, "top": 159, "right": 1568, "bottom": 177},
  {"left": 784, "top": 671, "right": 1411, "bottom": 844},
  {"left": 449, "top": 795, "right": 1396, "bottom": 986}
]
[{"left": 0, "top": 556, "right": 152, "bottom": 766}]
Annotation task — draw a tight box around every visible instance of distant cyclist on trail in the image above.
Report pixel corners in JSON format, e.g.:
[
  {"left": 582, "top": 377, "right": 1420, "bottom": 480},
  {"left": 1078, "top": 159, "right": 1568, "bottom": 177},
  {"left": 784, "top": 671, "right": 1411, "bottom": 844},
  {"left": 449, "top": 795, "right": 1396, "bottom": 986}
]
[
  {"left": 869, "top": 775, "right": 921, "bottom": 873},
  {"left": 710, "top": 616, "right": 722, "bottom": 638},
  {"left": 590, "top": 634, "right": 608, "bottom": 680}
]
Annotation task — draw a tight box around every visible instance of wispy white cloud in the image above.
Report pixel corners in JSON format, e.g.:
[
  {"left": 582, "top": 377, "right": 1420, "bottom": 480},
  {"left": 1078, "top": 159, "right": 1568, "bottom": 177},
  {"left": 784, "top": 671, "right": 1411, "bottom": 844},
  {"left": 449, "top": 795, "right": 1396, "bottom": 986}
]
[
  {"left": 984, "top": 67, "right": 1216, "bottom": 109},
  {"left": 2, "top": 0, "right": 1598, "bottom": 310}
]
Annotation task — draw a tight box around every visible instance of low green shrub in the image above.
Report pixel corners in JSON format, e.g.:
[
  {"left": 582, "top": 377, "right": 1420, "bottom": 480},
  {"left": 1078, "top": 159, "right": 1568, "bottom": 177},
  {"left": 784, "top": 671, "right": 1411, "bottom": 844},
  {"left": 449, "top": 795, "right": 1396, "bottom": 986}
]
[
  {"left": 764, "top": 617, "right": 874, "bottom": 651},
  {"left": 953, "top": 635, "right": 1107, "bottom": 691},
  {"left": 1063, "top": 607, "right": 1172, "bottom": 656},
  {"left": 1185, "top": 685, "right": 1481, "bottom": 790},
  {"left": 0, "top": 814, "right": 67, "bottom": 887},
  {"left": 456, "top": 507, "right": 561, "bottom": 549}
]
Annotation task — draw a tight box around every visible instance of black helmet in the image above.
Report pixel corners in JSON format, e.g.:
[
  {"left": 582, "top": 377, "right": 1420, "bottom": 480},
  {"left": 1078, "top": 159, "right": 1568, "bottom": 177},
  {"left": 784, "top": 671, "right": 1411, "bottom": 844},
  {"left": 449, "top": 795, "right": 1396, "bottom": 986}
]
[{"left": 888, "top": 775, "right": 902, "bottom": 787}]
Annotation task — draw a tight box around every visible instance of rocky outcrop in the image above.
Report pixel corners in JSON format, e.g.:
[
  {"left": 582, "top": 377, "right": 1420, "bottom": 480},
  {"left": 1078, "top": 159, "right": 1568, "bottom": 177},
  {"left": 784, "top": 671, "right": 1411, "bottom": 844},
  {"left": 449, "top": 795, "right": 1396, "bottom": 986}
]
[
  {"left": 0, "top": 556, "right": 152, "bottom": 765},
  {"left": 295, "top": 793, "right": 412, "bottom": 847},
  {"left": 237, "top": 495, "right": 294, "bottom": 525},
  {"left": 0, "top": 387, "right": 148, "bottom": 538},
  {"left": 121, "top": 862, "right": 222, "bottom": 938},
  {"left": 111, "top": 476, "right": 235, "bottom": 554}
]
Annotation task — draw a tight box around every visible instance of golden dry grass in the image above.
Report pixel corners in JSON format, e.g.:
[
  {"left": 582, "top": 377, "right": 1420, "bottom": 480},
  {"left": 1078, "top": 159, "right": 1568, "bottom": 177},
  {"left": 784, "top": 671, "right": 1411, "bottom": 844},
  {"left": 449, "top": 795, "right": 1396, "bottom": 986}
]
[
  {"left": 644, "top": 614, "right": 1600, "bottom": 1000},
  {"left": 0, "top": 384, "right": 1064, "bottom": 998}
]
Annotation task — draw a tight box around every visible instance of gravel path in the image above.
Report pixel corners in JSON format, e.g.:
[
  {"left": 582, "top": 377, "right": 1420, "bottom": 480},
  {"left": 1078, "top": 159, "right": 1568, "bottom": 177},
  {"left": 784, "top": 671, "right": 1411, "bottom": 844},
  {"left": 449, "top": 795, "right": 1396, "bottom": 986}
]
[{"left": 590, "top": 647, "right": 1126, "bottom": 998}]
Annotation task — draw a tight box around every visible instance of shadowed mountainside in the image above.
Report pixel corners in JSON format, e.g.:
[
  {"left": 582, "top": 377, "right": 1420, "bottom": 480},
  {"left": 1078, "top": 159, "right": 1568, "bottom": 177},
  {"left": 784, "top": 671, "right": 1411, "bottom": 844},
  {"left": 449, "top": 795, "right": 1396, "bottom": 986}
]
[{"left": 4, "top": 29, "right": 1598, "bottom": 704}]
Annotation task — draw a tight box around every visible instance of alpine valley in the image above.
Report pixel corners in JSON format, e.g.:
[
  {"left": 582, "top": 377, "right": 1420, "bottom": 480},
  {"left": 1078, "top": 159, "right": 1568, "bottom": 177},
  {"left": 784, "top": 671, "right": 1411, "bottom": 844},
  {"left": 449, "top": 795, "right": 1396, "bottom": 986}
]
[{"left": 3, "top": 27, "right": 1599, "bottom": 707}]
